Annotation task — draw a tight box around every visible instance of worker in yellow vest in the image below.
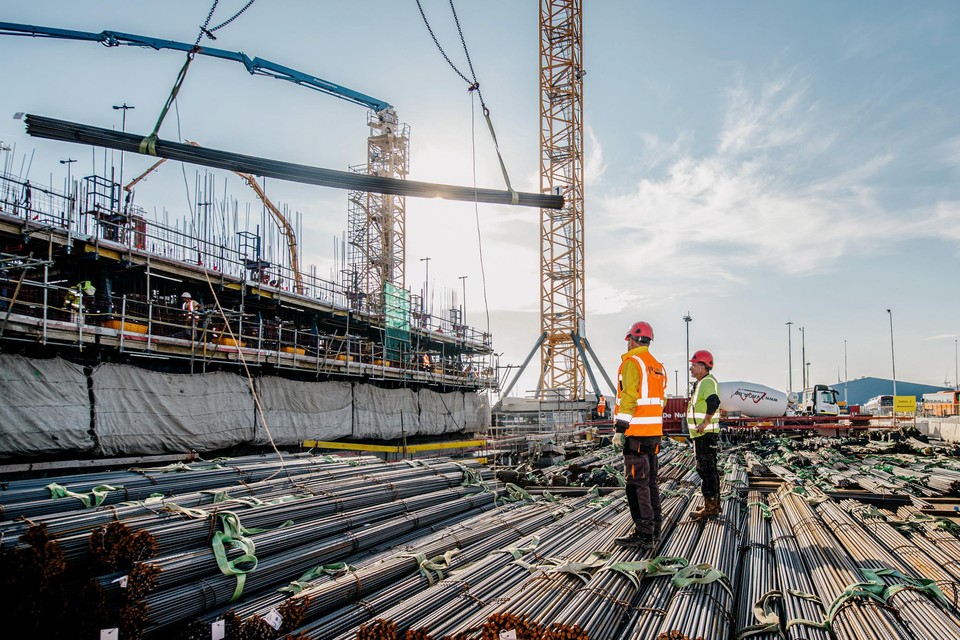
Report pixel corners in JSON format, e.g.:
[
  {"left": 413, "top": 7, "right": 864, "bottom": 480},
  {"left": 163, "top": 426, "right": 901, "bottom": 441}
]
[
  {"left": 613, "top": 321, "right": 667, "bottom": 550},
  {"left": 687, "top": 349, "right": 721, "bottom": 519}
]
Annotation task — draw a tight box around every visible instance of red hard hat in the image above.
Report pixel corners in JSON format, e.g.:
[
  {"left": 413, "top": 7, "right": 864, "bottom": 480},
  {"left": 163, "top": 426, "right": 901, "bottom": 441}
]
[
  {"left": 625, "top": 321, "right": 654, "bottom": 341},
  {"left": 690, "top": 349, "right": 714, "bottom": 369}
]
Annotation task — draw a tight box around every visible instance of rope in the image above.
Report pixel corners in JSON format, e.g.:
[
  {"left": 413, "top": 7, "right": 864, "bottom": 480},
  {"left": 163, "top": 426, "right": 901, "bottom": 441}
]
[
  {"left": 414, "top": 0, "right": 518, "bottom": 201},
  {"left": 139, "top": 0, "right": 255, "bottom": 155}
]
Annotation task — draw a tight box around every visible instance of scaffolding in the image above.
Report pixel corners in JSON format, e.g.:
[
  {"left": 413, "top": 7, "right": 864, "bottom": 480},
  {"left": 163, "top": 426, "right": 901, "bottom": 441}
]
[{"left": 347, "top": 109, "right": 410, "bottom": 316}]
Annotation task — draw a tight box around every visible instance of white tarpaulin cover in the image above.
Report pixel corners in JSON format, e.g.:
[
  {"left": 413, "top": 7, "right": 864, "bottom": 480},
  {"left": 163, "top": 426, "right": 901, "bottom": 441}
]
[
  {"left": 0, "top": 354, "right": 93, "bottom": 455},
  {"left": 417, "top": 389, "right": 464, "bottom": 435},
  {"left": 353, "top": 385, "right": 419, "bottom": 439},
  {"left": 465, "top": 392, "right": 491, "bottom": 432},
  {"left": 255, "top": 378, "right": 352, "bottom": 445},
  {"left": 92, "top": 365, "right": 253, "bottom": 455}
]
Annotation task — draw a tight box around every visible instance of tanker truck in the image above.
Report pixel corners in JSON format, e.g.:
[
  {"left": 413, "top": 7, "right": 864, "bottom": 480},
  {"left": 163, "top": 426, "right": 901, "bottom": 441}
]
[{"left": 718, "top": 381, "right": 789, "bottom": 418}]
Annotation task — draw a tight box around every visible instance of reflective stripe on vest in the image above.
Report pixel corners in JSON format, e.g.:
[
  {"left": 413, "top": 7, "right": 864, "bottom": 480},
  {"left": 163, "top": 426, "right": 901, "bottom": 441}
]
[{"left": 687, "top": 374, "right": 720, "bottom": 436}]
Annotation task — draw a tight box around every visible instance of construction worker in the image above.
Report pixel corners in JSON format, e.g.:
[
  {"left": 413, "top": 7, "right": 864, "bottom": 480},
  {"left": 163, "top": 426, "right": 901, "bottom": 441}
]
[
  {"left": 596, "top": 395, "right": 606, "bottom": 418},
  {"left": 687, "top": 349, "right": 721, "bottom": 519},
  {"left": 64, "top": 280, "right": 95, "bottom": 313},
  {"left": 181, "top": 292, "right": 200, "bottom": 319},
  {"left": 613, "top": 321, "right": 667, "bottom": 550}
]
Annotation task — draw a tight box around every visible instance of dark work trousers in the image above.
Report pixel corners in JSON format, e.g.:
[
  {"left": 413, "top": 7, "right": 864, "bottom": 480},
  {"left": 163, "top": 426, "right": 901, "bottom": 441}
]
[
  {"left": 623, "top": 435, "right": 661, "bottom": 536},
  {"left": 694, "top": 432, "right": 720, "bottom": 499}
]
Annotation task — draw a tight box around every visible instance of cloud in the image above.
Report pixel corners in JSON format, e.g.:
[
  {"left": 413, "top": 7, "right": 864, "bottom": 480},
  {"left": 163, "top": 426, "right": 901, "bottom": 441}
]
[{"left": 588, "top": 68, "right": 958, "bottom": 308}]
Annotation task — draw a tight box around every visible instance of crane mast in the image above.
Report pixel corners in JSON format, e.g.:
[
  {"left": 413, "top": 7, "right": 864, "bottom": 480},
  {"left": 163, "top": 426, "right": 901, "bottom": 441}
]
[{"left": 539, "top": 0, "right": 585, "bottom": 400}]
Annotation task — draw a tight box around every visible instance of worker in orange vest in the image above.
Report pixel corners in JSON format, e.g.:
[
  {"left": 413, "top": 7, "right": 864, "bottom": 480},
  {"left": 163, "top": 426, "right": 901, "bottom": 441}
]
[
  {"left": 596, "top": 395, "right": 606, "bottom": 418},
  {"left": 613, "top": 320, "right": 667, "bottom": 550}
]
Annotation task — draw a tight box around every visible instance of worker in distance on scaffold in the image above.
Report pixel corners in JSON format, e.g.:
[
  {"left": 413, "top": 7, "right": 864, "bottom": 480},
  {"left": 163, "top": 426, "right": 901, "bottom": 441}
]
[
  {"left": 687, "top": 349, "right": 721, "bottom": 519},
  {"left": 612, "top": 321, "right": 667, "bottom": 550}
]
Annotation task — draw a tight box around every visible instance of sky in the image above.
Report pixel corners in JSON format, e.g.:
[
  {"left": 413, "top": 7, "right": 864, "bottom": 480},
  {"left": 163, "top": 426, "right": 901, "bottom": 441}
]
[{"left": 1, "top": 1, "right": 959, "bottom": 398}]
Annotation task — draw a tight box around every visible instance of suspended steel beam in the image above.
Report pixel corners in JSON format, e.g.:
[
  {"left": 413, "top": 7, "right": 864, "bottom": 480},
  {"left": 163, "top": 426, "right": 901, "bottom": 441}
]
[{"left": 24, "top": 115, "right": 564, "bottom": 210}]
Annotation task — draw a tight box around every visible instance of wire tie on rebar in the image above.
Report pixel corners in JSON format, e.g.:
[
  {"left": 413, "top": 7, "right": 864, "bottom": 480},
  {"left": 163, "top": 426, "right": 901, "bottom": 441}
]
[
  {"left": 279, "top": 562, "right": 356, "bottom": 594},
  {"left": 861, "top": 567, "right": 950, "bottom": 608},
  {"left": 671, "top": 562, "right": 734, "bottom": 597},
  {"left": 735, "top": 590, "right": 782, "bottom": 639},
  {"left": 162, "top": 502, "right": 210, "bottom": 519},
  {"left": 745, "top": 501, "right": 773, "bottom": 519},
  {"left": 46, "top": 482, "right": 121, "bottom": 508},
  {"left": 210, "top": 511, "right": 259, "bottom": 602}
]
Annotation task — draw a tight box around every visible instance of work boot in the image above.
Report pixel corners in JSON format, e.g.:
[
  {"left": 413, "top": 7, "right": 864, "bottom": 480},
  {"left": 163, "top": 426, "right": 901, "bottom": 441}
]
[
  {"left": 614, "top": 533, "right": 642, "bottom": 549},
  {"left": 652, "top": 521, "right": 662, "bottom": 545},
  {"left": 692, "top": 496, "right": 721, "bottom": 520},
  {"left": 637, "top": 532, "right": 656, "bottom": 551}
]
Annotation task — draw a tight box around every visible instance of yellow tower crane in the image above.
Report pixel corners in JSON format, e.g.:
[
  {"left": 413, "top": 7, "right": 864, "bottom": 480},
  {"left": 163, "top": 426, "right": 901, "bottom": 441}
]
[{"left": 539, "top": 0, "right": 586, "bottom": 400}]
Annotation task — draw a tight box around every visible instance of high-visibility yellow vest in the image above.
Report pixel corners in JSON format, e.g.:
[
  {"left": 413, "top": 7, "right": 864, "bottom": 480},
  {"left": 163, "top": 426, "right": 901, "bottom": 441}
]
[{"left": 687, "top": 373, "right": 720, "bottom": 437}]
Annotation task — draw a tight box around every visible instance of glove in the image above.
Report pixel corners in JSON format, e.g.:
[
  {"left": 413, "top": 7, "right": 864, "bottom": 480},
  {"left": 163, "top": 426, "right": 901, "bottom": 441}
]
[{"left": 612, "top": 432, "right": 625, "bottom": 451}]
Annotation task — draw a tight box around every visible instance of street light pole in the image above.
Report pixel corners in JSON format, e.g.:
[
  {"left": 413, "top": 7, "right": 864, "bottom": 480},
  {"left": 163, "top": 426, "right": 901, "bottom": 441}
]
[
  {"left": 799, "top": 326, "right": 806, "bottom": 390},
  {"left": 955, "top": 338, "right": 958, "bottom": 392},
  {"left": 674, "top": 369, "right": 679, "bottom": 396},
  {"left": 786, "top": 321, "right": 793, "bottom": 393},
  {"left": 683, "top": 312, "right": 692, "bottom": 394},
  {"left": 887, "top": 309, "right": 897, "bottom": 397},
  {"left": 843, "top": 339, "right": 848, "bottom": 405}
]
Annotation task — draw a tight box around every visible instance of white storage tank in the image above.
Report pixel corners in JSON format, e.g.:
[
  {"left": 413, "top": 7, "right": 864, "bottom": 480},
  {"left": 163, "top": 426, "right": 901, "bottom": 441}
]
[{"left": 718, "top": 381, "right": 788, "bottom": 418}]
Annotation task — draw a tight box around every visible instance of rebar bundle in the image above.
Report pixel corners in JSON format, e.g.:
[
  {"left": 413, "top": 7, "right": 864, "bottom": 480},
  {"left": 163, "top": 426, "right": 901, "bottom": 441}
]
[
  {"left": 24, "top": 114, "right": 564, "bottom": 209},
  {"left": 777, "top": 486, "right": 915, "bottom": 639},
  {"left": 351, "top": 494, "right": 632, "bottom": 640},
  {"left": 815, "top": 498, "right": 960, "bottom": 637},
  {"left": 652, "top": 476, "right": 745, "bottom": 639},
  {"left": 767, "top": 493, "right": 830, "bottom": 640},
  {"left": 542, "top": 490, "right": 693, "bottom": 640},
  {"left": 224, "top": 498, "right": 576, "bottom": 637},
  {"left": 733, "top": 491, "right": 779, "bottom": 640},
  {"left": 840, "top": 499, "right": 960, "bottom": 606}
]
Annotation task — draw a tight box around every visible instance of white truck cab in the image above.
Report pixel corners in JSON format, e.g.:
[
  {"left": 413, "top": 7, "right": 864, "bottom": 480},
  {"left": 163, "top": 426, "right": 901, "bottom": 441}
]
[{"left": 801, "top": 384, "right": 840, "bottom": 416}]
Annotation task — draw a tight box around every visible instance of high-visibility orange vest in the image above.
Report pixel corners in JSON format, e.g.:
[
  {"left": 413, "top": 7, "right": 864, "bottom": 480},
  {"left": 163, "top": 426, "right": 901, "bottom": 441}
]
[
  {"left": 597, "top": 396, "right": 606, "bottom": 415},
  {"left": 614, "top": 348, "right": 666, "bottom": 437}
]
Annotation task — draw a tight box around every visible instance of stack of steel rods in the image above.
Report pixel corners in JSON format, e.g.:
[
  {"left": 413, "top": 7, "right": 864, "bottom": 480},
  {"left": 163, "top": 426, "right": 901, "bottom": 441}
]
[
  {"left": 840, "top": 499, "right": 960, "bottom": 606},
  {"left": 112, "top": 484, "right": 485, "bottom": 601},
  {"left": 0, "top": 453, "right": 385, "bottom": 520},
  {"left": 136, "top": 490, "right": 496, "bottom": 637},
  {"left": 777, "top": 486, "right": 912, "bottom": 640},
  {"left": 3, "top": 460, "right": 482, "bottom": 566},
  {"left": 652, "top": 472, "right": 745, "bottom": 639},
  {"left": 544, "top": 490, "right": 694, "bottom": 640},
  {"left": 815, "top": 499, "right": 960, "bottom": 636},
  {"left": 621, "top": 499, "right": 705, "bottom": 640},
  {"left": 350, "top": 496, "right": 629, "bottom": 640},
  {"left": 24, "top": 114, "right": 564, "bottom": 209},
  {"left": 732, "top": 491, "right": 779, "bottom": 640},
  {"left": 214, "top": 499, "right": 573, "bottom": 636},
  {"left": 895, "top": 504, "right": 960, "bottom": 579},
  {"left": 767, "top": 493, "right": 830, "bottom": 640},
  {"left": 0, "top": 453, "right": 383, "bottom": 543},
  {"left": 621, "top": 454, "right": 748, "bottom": 640},
  {"left": 288, "top": 496, "right": 597, "bottom": 640},
  {"left": 444, "top": 509, "right": 636, "bottom": 640},
  {"left": 405, "top": 502, "right": 633, "bottom": 639}
]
